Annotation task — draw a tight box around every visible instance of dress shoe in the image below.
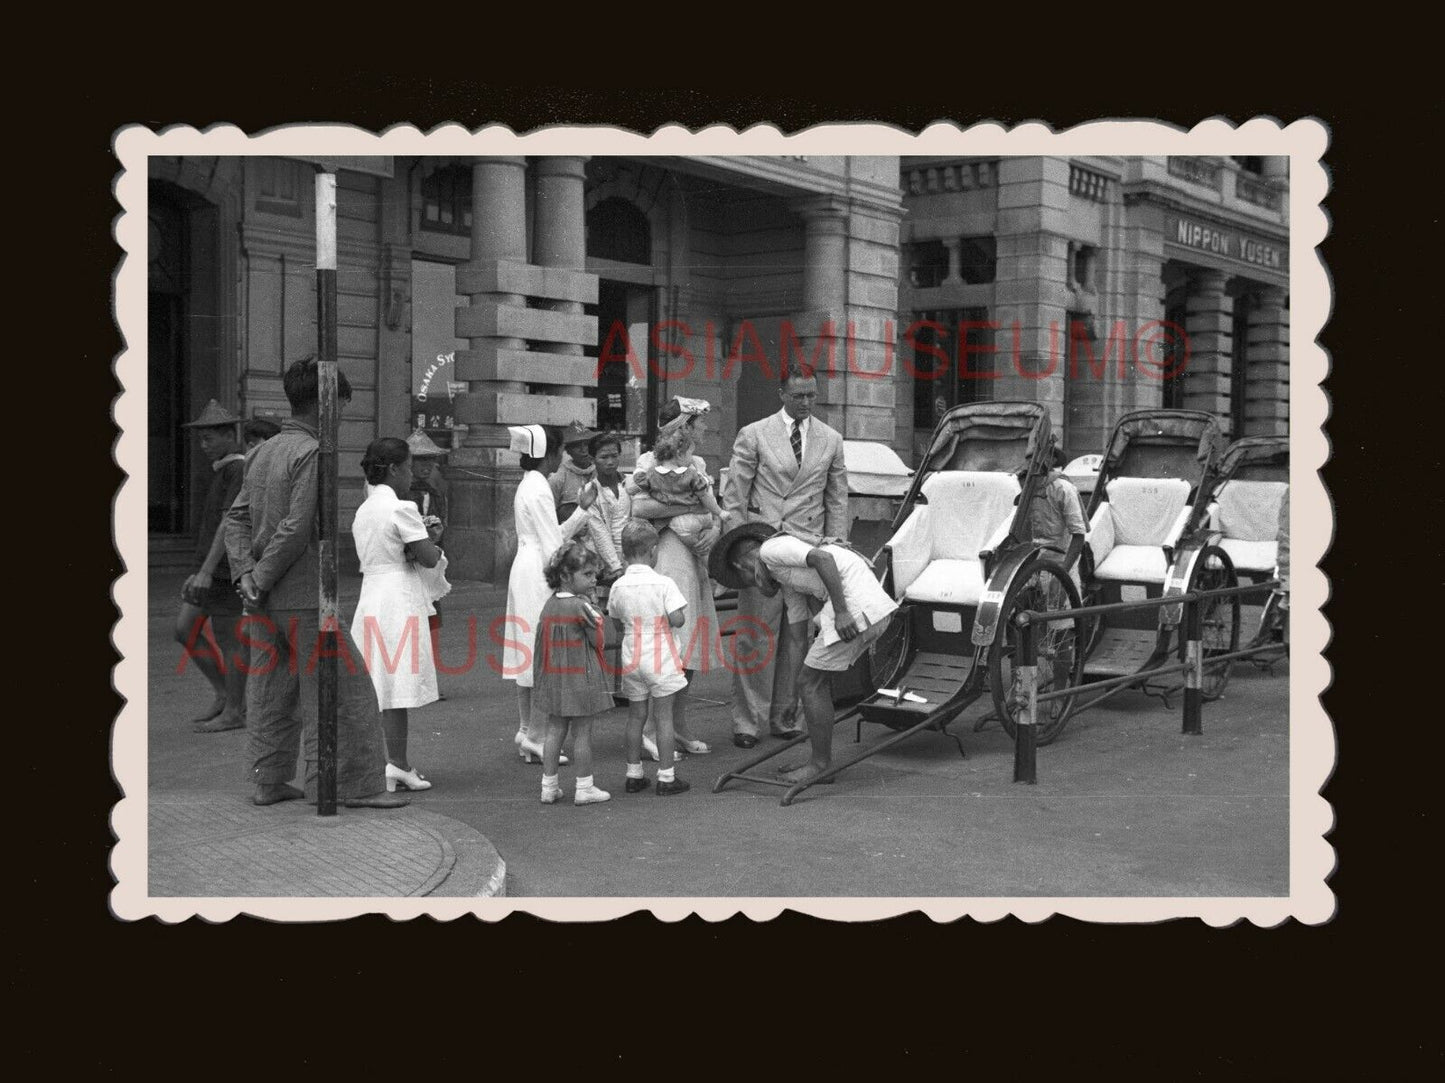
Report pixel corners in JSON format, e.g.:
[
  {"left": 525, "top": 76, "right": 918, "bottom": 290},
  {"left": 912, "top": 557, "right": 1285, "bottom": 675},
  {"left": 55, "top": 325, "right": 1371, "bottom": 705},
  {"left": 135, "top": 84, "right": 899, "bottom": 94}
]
[
  {"left": 769, "top": 727, "right": 805, "bottom": 740},
  {"left": 676, "top": 738, "right": 711, "bottom": 754},
  {"left": 624, "top": 777, "right": 651, "bottom": 794},
  {"left": 341, "top": 792, "right": 410, "bottom": 809},
  {"left": 253, "top": 783, "right": 304, "bottom": 806},
  {"left": 732, "top": 733, "right": 759, "bottom": 749},
  {"left": 385, "top": 763, "right": 432, "bottom": 792},
  {"left": 655, "top": 778, "right": 691, "bottom": 797},
  {"left": 641, "top": 736, "right": 682, "bottom": 763},
  {"left": 195, "top": 714, "right": 245, "bottom": 734}
]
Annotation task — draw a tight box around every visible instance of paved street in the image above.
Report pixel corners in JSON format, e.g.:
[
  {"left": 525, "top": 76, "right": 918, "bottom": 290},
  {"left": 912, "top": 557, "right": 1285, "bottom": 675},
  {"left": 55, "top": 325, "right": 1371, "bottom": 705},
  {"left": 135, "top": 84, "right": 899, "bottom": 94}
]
[{"left": 145, "top": 571, "right": 1290, "bottom": 898}]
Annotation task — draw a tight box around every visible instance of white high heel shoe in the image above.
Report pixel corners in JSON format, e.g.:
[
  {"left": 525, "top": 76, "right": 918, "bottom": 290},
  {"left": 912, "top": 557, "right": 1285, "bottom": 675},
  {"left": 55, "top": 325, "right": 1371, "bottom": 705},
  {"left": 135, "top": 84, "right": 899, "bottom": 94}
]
[
  {"left": 515, "top": 732, "right": 567, "bottom": 765},
  {"left": 641, "top": 736, "right": 684, "bottom": 763},
  {"left": 385, "top": 763, "right": 432, "bottom": 792}
]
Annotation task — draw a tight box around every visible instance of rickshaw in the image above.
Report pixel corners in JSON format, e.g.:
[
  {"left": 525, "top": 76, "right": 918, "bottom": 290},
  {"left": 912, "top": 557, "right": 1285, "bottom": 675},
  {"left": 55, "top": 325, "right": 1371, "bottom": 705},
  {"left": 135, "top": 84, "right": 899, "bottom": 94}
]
[
  {"left": 1205, "top": 435, "right": 1290, "bottom": 662},
  {"left": 714, "top": 401, "right": 1088, "bottom": 803},
  {"left": 1060, "top": 408, "right": 1240, "bottom": 713}
]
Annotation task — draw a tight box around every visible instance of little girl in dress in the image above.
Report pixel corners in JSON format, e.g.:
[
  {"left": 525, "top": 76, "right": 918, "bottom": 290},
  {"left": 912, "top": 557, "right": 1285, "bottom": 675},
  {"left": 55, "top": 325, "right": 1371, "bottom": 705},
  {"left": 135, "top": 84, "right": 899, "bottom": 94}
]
[{"left": 531, "top": 541, "right": 616, "bottom": 806}]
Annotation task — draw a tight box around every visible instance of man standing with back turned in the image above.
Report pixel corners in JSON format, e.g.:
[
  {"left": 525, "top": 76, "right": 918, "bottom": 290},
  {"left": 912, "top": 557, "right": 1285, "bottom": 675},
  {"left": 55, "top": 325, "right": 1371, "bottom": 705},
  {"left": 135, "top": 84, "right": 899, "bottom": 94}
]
[
  {"left": 225, "top": 357, "right": 406, "bottom": 809},
  {"left": 721, "top": 368, "right": 849, "bottom": 748}
]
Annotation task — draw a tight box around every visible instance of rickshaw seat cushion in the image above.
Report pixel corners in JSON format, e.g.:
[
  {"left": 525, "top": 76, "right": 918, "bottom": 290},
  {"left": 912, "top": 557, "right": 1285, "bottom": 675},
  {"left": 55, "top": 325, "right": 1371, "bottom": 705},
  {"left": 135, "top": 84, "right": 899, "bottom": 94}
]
[
  {"left": 1104, "top": 477, "right": 1192, "bottom": 546},
  {"left": 889, "top": 471, "right": 1021, "bottom": 601},
  {"left": 1219, "top": 537, "right": 1277, "bottom": 574},
  {"left": 1094, "top": 544, "right": 1170, "bottom": 583},
  {"left": 1212, "top": 480, "right": 1288, "bottom": 543},
  {"left": 901, "top": 557, "right": 989, "bottom": 605}
]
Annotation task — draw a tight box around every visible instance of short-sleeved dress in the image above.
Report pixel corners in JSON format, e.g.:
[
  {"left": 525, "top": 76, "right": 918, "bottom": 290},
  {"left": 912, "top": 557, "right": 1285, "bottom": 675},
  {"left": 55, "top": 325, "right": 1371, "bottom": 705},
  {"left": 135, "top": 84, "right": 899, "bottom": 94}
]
[
  {"left": 530, "top": 592, "right": 615, "bottom": 718},
  {"left": 350, "top": 484, "right": 441, "bottom": 710}
]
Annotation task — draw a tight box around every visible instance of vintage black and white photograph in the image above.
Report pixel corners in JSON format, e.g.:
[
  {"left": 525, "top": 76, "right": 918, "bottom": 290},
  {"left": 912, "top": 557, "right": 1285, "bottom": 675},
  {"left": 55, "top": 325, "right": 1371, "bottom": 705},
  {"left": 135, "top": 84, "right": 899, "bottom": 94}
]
[{"left": 111, "top": 123, "right": 1331, "bottom": 920}]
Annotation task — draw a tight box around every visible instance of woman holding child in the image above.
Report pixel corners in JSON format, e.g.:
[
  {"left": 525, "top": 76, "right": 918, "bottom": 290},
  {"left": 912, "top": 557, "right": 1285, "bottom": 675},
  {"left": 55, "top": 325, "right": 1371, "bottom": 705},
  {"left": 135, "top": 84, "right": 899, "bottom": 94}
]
[{"left": 625, "top": 396, "right": 724, "bottom": 755}]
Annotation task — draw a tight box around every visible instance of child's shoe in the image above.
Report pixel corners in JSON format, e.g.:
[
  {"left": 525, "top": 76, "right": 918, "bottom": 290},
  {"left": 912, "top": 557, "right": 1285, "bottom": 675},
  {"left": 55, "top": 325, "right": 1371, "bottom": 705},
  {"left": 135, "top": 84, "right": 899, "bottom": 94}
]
[
  {"left": 625, "top": 777, "right": 651, "bottom": 794},
  {"left": 655, "top": 778, "right": 691, "bottom": 797},
  {"left": 540, "top": 775, "right": 564, "bottom": 804},
  {"left": 574, "top": 776, "right": 612, "bottom": 805}
]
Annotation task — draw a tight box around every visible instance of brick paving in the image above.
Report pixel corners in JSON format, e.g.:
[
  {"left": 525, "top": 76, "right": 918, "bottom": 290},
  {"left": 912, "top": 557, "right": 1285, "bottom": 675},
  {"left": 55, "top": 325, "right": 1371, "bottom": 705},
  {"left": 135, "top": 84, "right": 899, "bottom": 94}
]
[{"left": 150, "top": 793, "right": 458, "bottom": 897}]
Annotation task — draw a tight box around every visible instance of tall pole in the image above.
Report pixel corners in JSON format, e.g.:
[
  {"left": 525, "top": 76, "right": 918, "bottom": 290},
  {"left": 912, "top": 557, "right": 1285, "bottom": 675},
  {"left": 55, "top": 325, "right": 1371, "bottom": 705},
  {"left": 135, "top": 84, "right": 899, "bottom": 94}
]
[{"left": 315, "top": 169, "right": 339, "bottom": 817}]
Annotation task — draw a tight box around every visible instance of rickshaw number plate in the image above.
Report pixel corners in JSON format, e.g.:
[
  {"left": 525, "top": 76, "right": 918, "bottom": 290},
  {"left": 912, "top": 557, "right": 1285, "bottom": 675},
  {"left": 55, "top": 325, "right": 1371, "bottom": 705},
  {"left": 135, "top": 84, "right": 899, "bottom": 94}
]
[
  {"left": 982, "top": 590, "right": 1005, "bottom": 605},
  {"left": 932, "top": 611, "right": 964, "bottom": 632}
]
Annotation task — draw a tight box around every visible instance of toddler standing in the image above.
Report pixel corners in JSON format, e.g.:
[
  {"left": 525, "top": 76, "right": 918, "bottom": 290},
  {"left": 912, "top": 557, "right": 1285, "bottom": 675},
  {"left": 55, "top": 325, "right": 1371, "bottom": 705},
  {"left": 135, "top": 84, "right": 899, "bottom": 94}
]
[
  {"left": 531, "top": 541, "right": 615, "bottom": 806},
  {"left": 606, "top": 521, "right": 692, "bottom": 796},
  {"left": 631, "top": 424, "right": 723, "bottom": 563}
]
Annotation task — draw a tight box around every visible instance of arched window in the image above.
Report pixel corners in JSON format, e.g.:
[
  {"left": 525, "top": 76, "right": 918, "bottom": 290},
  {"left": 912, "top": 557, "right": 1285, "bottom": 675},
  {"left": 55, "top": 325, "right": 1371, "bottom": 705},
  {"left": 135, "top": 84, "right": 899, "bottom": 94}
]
[{"left": 586, "top": 197, "right": 651, "bottom": 264}]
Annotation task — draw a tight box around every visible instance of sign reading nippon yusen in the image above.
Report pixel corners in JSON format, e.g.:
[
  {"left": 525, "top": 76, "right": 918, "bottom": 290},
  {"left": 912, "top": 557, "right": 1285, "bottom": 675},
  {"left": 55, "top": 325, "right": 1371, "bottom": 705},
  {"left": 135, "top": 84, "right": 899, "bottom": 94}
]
[
  {"left": 1164, "top": 212, "right": 1287, "bottom": 274},
  {"left": 289, "top": 156, "right": 395, "bottom": 178}
]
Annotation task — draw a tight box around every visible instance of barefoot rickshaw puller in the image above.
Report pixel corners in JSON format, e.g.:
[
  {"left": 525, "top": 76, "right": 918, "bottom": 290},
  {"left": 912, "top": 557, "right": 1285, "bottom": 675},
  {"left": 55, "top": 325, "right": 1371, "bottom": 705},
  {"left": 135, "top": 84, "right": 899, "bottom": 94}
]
[{"left": 710, "top": 523, "right": 898, "bottom": 786}]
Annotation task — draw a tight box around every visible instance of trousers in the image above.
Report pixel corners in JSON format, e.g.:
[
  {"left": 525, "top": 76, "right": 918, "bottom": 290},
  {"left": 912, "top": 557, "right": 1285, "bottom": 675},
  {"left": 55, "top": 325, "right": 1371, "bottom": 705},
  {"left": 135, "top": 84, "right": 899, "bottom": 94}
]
[
  {"left": 729, "top": 583, "right": 795, "bottom": 736},
  {"left": 241, "top": 607, "right": 388, "bottom": 798}
]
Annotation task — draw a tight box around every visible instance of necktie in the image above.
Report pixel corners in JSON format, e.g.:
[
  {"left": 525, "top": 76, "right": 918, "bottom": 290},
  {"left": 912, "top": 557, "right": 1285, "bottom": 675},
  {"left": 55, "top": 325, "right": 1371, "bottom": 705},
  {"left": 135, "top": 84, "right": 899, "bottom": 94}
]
[{"left": 791, "top": 419, "right": 803, "bottom": 466}]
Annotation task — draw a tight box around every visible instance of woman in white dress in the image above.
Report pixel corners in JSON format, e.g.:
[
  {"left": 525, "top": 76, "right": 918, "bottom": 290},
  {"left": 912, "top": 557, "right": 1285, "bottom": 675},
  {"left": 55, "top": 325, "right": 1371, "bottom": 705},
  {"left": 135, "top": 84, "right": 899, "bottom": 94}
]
[
  {"left": 504, "top": 424, "right": 599, "bottom": 763},
  {"left": 625, "top": 398, "right": 722, "bottom": 755},
  {"left": 351, "top": 437, "right": 448, "bottom": 793}
]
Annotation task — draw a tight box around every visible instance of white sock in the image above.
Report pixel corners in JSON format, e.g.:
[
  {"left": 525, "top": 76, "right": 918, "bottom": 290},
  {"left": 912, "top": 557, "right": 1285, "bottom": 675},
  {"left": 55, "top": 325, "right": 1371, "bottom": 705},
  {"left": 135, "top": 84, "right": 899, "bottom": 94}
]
[
  {"left": 626, "top": 762, "right": 644, "bottom": 779},
  {"left": 542, "top": 774, "right": 559, "bottom": 789},
  {"left": 575, "top": 775, "right": 593, "bottom": 791},
  {"left": 658, "top": 766, "right": 675, "bottom": 783}
]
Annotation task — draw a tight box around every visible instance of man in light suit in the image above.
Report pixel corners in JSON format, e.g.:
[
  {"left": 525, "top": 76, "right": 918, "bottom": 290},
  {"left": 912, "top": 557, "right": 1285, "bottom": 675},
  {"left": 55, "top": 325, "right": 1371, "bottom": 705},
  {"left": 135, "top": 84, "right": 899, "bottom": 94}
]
[{"left": 722, "top": 370, "right": 849, "bottom": 747}]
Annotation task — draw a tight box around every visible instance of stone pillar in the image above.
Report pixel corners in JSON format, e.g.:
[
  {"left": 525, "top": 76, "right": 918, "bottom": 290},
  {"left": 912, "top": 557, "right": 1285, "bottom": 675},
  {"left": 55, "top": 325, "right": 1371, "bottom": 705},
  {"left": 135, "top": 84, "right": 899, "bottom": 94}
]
[
  {"left": 942, "top": 237, "right": 963, "bottom": 285},
  {"left": 534, "top": 157, "right": 589, "bottom": 399},
  {"left": 1182, "top": 269, "right": 1233, "bottom": 419},
  {"left": 789, "top": 198, "right": 850, "bottom": 423},
  {"left": 992, "top": 157, "right": 1073, "bottom": 435},
  {"left": 445, "top": 156, "right": 528, "bottom": 580},
  {"left": 1244, "top": 285, "right": 1289, "bottom": 435}
]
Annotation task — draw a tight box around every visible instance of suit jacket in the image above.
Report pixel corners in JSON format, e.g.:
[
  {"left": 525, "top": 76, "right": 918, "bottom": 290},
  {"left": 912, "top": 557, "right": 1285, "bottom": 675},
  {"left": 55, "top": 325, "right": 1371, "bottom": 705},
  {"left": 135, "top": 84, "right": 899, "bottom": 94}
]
[{"left": 723, "top": 412, "right": 849, "bottom": 540}]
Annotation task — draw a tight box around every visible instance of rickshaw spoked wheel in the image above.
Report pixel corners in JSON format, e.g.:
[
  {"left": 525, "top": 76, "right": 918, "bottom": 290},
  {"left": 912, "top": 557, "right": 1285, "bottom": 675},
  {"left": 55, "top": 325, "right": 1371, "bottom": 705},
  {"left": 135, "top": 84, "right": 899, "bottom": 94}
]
[
  {"left": 1183, "top": 544, "right": 1240, "bottom": 701},
  {"left": 991, "top": 560, "right": 1086, "bottom": 747}
]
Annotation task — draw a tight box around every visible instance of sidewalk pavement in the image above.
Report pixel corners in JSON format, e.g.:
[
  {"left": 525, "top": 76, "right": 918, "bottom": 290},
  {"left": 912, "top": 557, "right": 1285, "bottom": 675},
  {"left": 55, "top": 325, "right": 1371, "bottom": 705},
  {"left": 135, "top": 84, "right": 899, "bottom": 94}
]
[{"left": 144, "top": 570, "right": 1292, "bottom": 899}]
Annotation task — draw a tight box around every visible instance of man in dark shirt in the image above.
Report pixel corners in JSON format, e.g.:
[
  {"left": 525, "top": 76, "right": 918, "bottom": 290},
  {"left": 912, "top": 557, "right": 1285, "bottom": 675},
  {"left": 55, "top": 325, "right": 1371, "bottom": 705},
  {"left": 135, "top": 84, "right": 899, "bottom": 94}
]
[
  {"left": 224, "top": 359, "right": 405, "bottom": 809},
  {"left": 176, "top": 401, "right": 248, "bottom": 732}
]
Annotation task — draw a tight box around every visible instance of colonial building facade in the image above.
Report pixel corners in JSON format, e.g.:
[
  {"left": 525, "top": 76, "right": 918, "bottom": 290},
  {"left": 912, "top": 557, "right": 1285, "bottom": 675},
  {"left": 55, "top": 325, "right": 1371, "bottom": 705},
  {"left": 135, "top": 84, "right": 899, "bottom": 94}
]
[{"left": 148, "top": 153, "right": 1287, "bottom": 580}]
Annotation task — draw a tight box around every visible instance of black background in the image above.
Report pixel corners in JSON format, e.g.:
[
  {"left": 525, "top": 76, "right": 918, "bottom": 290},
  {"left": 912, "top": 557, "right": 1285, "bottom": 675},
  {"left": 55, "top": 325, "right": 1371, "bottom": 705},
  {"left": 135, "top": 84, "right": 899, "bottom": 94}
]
[{"left": 32, "top": 56, "right": 1432, "bottom": 1073}]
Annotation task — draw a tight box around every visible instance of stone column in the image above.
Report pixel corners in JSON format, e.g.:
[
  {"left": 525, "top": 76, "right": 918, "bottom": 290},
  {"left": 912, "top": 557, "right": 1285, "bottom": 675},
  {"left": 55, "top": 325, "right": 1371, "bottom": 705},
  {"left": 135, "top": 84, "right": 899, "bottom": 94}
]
[
  {"left": 533, "top": 156, "right": 589, "bottom": 400},
  {"left": 992, "top": 157, "right": 1073, "bottom": 437},
  {"left": 942, "top": 237, "right": 963, "bottom": 285},
  {"left": 789, "top": 198, "right": 850, "bottom": 424},
  {"left": 1182, "top": 269, "right": 1233, "bottom": 419},
  {"left": 445, "top": 156, "right": 528, "bottom": 580},
  {"left": 1244, "top": 285, "right": 1288, "bottom": 435}
]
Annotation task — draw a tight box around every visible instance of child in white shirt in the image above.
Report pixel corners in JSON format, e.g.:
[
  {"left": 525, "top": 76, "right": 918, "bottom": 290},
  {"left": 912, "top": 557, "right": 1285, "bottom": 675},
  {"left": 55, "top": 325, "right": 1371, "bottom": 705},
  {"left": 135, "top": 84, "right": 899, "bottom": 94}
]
[{"left": 606, "top": 521, "right": 692, "bottom": 796}]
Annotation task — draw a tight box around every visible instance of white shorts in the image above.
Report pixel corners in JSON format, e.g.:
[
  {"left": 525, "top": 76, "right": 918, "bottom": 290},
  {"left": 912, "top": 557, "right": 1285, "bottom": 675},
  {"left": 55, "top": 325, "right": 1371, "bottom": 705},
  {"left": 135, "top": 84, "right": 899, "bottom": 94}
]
[
  {"left": 803, "top": 616, "right": 890, "bottom": 673},
  {"left": 621, "top": 667, "right": 689, "bottom": 702}
]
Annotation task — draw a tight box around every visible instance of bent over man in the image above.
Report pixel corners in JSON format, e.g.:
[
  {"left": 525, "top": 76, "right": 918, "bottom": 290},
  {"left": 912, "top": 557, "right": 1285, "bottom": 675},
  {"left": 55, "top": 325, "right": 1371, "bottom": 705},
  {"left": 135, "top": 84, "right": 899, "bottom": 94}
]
[{"left": 712, "top": 523, "right": 897, "bottom": 785}]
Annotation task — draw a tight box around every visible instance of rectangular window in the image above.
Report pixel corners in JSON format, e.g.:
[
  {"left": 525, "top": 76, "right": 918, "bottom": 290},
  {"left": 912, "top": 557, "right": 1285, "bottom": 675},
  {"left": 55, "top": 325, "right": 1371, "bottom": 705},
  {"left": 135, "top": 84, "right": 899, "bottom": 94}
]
[
  {"left": 420, "top": 166, "right": 473, "bottom": 237},
  {"left": 910, "top": 307, "right": 993, "bottom": 429}
]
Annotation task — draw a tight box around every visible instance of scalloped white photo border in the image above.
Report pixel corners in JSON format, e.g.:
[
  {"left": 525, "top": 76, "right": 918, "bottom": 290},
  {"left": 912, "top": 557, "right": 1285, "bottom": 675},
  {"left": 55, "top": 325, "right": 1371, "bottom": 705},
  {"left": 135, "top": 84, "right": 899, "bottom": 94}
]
[{"left": 110, "top": 119, "right": 1332, "bottom": 924}]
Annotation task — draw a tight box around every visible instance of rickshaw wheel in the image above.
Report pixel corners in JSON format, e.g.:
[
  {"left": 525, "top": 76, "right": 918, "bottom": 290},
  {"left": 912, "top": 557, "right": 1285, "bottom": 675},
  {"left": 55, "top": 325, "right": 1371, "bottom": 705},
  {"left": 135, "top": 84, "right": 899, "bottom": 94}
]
[
  {"left": 992, "top": 561, "right": 1085, "bottom": 747},
  {"left": 1184, "top": 545, "right": 1241, "bottom": 700}
]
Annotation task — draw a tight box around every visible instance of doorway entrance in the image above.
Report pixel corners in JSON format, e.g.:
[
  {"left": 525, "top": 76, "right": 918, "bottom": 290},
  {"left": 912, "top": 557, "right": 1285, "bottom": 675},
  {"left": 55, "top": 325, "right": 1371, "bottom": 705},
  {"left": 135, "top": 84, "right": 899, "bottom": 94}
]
[
  {"left": 149, "top": 180, "right": 223, "bottom": 541},
  {"left": 587, "top": 279, "right": 658, "bottom": 439}
]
